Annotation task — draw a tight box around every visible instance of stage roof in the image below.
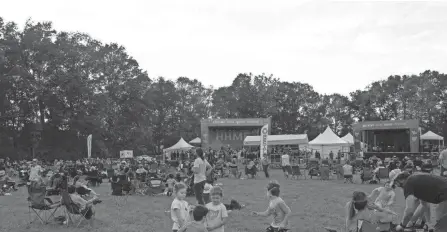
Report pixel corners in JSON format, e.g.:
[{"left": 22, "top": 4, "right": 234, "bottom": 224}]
[{"left": 243, "top": 134, "right": 308, "bottom": 146}]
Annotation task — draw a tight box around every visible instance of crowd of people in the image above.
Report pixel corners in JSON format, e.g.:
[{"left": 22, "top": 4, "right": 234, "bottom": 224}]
[{"left": 1, "top": 148, "right": 447, "bottom": 231}]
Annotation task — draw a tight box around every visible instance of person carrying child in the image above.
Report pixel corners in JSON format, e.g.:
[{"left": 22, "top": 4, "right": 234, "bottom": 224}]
[
  {"left": 205, "top": 186, "right": 228, "bottom": 232},
  {"left": 171, "top": 182, "right": 190, "bottom": 232},
  {"left": 178, "top": 205, "right": 209, "bottom": 232},
  {"left": 252, "top": 180, "right": 292, "bottom": 232}
]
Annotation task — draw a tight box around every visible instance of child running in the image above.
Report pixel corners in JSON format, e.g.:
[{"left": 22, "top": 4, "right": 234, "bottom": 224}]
[
  {"left": 171, "top": 182, "right": 190, "bottom": 232},
  {"left": 252, "top": 180, "right": 292, "bottom": 232},
  {"left": 179, "top": 205, "right": 209, "bottom": 232},
  {"left": 205, "top": 186, "right": 228, "bottom": 232}
]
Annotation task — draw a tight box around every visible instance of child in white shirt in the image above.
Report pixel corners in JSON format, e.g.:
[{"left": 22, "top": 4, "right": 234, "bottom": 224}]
[
  {"left": 205, "top": 186, "right": 228, "bottom": 232},
  {"left": 171, "top": 182, "right": 190, "bottom": 232},
  {"left": 203, "top": 179, "right": 213, "bottom": 204}
]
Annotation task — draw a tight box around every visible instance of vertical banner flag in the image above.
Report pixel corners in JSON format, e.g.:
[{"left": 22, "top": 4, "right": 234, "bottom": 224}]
[
  {"left": 260, "top": 124, "right": 268, "bottom": 160},
  {"left": 87, "top": 134, "right": 92, "bottom": 158}
]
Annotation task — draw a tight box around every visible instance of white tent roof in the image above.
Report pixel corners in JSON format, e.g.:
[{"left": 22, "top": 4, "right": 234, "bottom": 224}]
[
  {"left": 189, "top": 137, "right": 201, "bottom": 144},
  {"left": 163, "top": 138, "right": 194, "bottom": 152},
  {"left": 421, "top": 131, "right": 444, "bottom": 141},
  {"left": 243, "top": 134, "right": 308, "bottom": 146},
  {"left": 309, "top": 126, "right": 349, "bottom": 146},
  {"left": 341, "top": 133, "right": 354, "bottom": 144}
]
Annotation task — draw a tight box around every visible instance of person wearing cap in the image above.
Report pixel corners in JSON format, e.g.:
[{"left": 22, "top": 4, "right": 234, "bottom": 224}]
[
  {"left": 392, "top": 172, "right": 447, "bottom": 231},
  {"left": 439, "top": 148, "right": 447, "bottom": 177}
]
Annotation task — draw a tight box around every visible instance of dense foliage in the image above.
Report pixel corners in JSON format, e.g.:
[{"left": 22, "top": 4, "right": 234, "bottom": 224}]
[{"left": 1, "top": 18, "right": 446, "bottom": 159}]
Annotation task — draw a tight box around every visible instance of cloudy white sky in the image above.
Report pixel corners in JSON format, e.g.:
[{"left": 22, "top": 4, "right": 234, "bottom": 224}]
[{"left": 2, "top": 0, "right": 447, "bottom": 95}]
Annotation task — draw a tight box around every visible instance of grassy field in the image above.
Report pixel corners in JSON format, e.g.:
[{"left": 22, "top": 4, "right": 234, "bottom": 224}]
[{"left": 0, "top": 169, "right": 414, "bottom": 232}]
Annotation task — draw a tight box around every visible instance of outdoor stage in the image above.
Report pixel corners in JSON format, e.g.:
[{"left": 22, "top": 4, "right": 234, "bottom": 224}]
[
  {"left": 353, "top": 119, "right": 420, "bottom": 158},
  {"left": 200, "top": 118, "right": 271, "bottom": 150}
]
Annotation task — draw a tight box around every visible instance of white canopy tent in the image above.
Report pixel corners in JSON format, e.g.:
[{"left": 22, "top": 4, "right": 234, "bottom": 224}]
[
  {"left": 189, "top": 137, "right": 201, "bottom": 144},
  {"left": 243, "top": 134, "right": 309, "bottom": 146},
  {"left": 421, "top": 131, "right": 444, "bottom": 141},
  {"left": 163, "top": 138, "right": 194, "bottom": 152},
  {"left": 421, "top": 131, "right": 444, "bottom": 151},
  {"left": 341, "top": 133, "right": 354, "bottom": 144},
  {"left": 309, "top": 127, "right": 350, "bottom": 158}
]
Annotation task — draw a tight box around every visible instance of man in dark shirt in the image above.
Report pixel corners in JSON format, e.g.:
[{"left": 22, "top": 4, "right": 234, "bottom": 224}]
[{"left": 393, "top": 172, "right": 447, "bottom": 231}]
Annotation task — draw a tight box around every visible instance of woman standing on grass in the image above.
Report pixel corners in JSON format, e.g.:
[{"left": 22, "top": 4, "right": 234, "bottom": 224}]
[{"left": 193, "top": 148, "right": 213, "bottom": 205}]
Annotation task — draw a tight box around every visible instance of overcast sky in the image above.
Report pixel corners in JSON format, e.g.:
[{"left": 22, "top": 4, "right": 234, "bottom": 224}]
[{"left": 2, "top": 0, "right": 447, "bottom": 95}]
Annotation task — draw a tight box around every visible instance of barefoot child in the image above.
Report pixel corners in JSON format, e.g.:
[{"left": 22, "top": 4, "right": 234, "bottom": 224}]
[
  {"left": 171, "top": 183, "right": 190, "bottom": 232},
  {"left": 252, "top": 180, "right": 291, "bottom": 232},
  {"left": 205, "top": 186, "right": 228, "bottom": 232}
]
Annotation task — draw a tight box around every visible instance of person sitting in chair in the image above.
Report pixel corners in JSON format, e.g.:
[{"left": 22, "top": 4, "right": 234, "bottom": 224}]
[
  {"left": 73, "top": 170, "right": 99, "bottom": 197},
  {"left": 67, "top": 185, "right": 97, "bottom": 220},
  {"left": 0, "top": 169, "right": 17, "bottom": 191}
]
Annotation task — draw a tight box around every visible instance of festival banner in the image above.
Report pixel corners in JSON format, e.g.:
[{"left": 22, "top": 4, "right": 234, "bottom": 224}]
[
  {"left": 87, "top": 134, "right": 92, "bottom": 158},
  {"left": 260, "top": 124, "right": 269, "bottom": 160}
]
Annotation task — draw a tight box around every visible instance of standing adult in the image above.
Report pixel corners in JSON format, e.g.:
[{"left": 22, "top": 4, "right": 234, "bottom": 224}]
[
  {"left": 261, "top": 155, "right": 270, "bottom": 178},
  {"left": 192, "top": 148, "right": 212, "bottom": 205},
  {"left": 29, "top": 159, "right": 43, "bottom": 183},
  {"left": 439, "top": 148, "right": 447, "bottom": 177},
  {"left": 393, "top": 172, "right": 447, "bottom": 231},
  {"left": 281, "top": 152, "right": 291, "bottom": 179}
]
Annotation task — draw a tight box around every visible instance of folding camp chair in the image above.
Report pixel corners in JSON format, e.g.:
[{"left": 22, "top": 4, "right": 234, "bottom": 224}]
[
  {"left": 111, "top": 179, "right": 131, "bottom": 207},
  {"left": 27, "top": 182, "right": 61, "bottom": 224},
  {"left": 60, "top": 190, "right": 92, "bottom": 227},
  {"left": 145, "top": 178, "right": 165, "bottom": 196},
  {"left": 377, "top": 168, "right": 389, "bottom": 183},
  {"left": 361, "top": 167, "right": 374, "bottom": 184}
]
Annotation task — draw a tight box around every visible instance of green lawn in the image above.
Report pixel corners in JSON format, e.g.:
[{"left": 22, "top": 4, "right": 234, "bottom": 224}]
[{"left": 1, "top": 169, "right": 414, "bottom": 232}]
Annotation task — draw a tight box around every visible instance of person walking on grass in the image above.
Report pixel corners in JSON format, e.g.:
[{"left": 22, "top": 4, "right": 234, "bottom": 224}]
[
  {"left": 262, "top": 156, "right": 270, "bottom": 178},
  {"left": 193, "top": 148, "right": 213, "bottom": 205},
  {"left": 252, "top": 180, "right": 291, "bottom": 232},
  {"left": 281, "top": 153, "right": 291, "bottom": 179}
]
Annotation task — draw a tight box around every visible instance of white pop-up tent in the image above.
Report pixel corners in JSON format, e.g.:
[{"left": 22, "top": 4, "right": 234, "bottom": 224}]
[
  {"left": 341, "top": 133, "right": 354, "bottom": 144},
  {"left": 421, "top": 131, "right": 444, "bottom": 141},
  {"left": 243, "top": 134, "right": 309, "bottom": 146},
  {"left": 189, "top": 137, "right": 201, "bottom": 144},
  {"left": 421, "top": 131, "right": 444, "bottom": 151},
  {"left": 309, "top": 126, "right": 350, "bottom": 158},
  {"left": 163, "top": 138, "right": 194, "bottom": 152}
]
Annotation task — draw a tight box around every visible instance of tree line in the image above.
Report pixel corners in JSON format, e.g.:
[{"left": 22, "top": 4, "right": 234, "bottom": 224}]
[{"left": 1, "top": 18, "right": 446, "bottom": 159}]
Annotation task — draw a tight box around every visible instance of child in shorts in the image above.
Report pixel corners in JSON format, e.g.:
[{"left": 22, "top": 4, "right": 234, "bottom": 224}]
[{"left": 252, "top": 180, "right": 291, "bottom": 232}]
